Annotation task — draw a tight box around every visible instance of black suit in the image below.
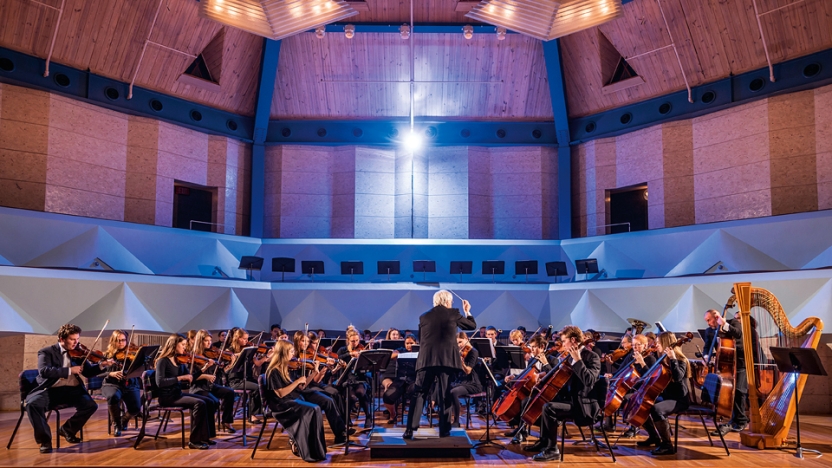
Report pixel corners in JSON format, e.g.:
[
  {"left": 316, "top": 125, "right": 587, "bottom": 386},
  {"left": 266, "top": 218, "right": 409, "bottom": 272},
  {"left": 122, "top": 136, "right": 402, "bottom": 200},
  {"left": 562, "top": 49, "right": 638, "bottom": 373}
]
[
  {"left": 539, "top": 348, "right": 601, "bottom": 447},
  {"left": 26, "top": 343, "right": 101, "bottom": 447},
  {"left": 406, "top": 305, "right": 476, "bottom": 434}
]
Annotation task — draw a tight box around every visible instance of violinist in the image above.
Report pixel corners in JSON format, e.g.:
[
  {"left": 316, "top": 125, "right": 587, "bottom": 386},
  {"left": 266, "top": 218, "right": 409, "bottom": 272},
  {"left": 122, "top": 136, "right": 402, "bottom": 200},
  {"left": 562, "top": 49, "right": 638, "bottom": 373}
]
[
  {"left": 584, "top": 329, "right": 603, "bottom": 360},
  {"left": 504, "top": 334, "right": 552, "bottom": 443},
  {"left": 228, "top": 328, "right": 269, "bottom": 424},
  {"left": 100, "top": 330, "right": 141, "bottom": 437},
  {"left": 212, "top": 329, "right": 228, "bottom": 349},
  {"left": 404, "top": 334, "right": 418, "bottom": 351},
  {"left": 381, "top": 329, "right": 413, "bottom": 424},
  {"left": 632, "top": 331, "right": 690, "bottom": 456},
  {"left": 292, "top": 332, "right": 344, "bottom": 410},
  {"left": 154, "top": 334, "right": 215, "bottom": 450},
  {"left": 337, "top": 329, "right": 372, "bottom": 428},
  {"left": 27, "top": 323, "right": 113, "bottom": 454},
  {"left": 270, "top": 324, "right": 282, "bottom": 341},
  {"left": 605, "top": 335, "right": 633, "bottom": 375},
  {"left": 449, "top": 332, "right": 483, "bottom": 428},
  {"left": 524, "top": 325, "right": 600, "bottom": 462},
  {"left": 191, "top": 329, "right": 237, "bottom": 434}
]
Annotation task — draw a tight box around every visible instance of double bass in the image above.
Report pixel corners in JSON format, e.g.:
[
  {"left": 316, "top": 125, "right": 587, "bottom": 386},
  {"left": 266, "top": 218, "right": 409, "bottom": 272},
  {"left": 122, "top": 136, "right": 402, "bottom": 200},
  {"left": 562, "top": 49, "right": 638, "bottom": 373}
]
[
  {"left": 621, "top": 332, "right": 693, "bottom": 427},
  {"left": 701, "top": 302, "right": 736, "bottom": 419}
]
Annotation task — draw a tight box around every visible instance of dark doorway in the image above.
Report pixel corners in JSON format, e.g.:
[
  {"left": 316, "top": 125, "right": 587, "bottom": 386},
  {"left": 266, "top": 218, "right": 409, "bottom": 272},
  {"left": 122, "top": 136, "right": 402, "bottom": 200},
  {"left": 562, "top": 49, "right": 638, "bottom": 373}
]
[
  {"left": 173, "top": 182, "right": 215, "bottom": 232},
  {"left": 607, "top": 183, "right": 648, "bottom": 234}
]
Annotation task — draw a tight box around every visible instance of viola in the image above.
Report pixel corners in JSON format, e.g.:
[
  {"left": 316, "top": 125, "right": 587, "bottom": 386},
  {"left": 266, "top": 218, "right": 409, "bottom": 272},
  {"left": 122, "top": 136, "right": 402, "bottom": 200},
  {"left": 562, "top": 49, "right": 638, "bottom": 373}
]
[
  {"left": 68, "top": 343, "right": 107, "bottom": 364},
  {"left": 621, "top": 332, "right": 694, "bottom": 427},
  {"left": 203, "top": 347, "right": 233, "bottom": 364},
  {"left": 602, "top": 347, "right": 630, "bottom": 363},
  {"left": 174, "top": 353, "right": 212, "bottom": 368}
]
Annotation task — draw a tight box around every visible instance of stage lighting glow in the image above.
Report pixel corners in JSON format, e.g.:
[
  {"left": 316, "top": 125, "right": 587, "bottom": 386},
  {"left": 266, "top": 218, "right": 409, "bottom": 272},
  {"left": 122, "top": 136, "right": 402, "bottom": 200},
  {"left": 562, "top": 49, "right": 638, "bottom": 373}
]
[{"left": 404, "top": 130, "right": 422, "bottom": 151}]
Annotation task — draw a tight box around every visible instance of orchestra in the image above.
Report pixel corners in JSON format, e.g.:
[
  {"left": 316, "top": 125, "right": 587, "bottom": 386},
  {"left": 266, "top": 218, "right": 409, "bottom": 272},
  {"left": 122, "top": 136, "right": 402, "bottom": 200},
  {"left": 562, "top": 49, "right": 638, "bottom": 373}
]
[{"left": 18, "top": 282, "right": 822, "bottom": 464}]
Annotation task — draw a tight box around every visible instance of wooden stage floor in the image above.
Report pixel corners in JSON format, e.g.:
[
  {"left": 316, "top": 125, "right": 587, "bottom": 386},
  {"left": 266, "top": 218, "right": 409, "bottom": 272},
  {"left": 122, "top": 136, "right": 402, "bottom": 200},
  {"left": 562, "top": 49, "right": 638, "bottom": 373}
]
[{"left": 1, "top": 407, "right": 830, "bottom": 467}]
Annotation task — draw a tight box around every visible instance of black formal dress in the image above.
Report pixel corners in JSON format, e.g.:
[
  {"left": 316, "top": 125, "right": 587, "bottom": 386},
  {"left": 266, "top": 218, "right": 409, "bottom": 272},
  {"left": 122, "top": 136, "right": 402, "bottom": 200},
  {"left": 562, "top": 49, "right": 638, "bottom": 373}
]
[
  {"left": 191, "top": 363, "right": 235, "bottom": 432},
  {"left": 406, "top": 305, "right": 476, "bottom": 435},
  {"left": 99, "top": 360, "right": 142, "bottom": 431},
  {"left": 25, "top": 343, "right": 102, "bottom": 448},
  {"left": 154, "top": 358, "right": 215, "bottom": 444},
  {"left": 265, "top": 370, "right": 327, "bottom": 462},
  {"left": 288, "top": 364, "right": 347, "bottom": 438},
  {"left": 337, "top": 347, "right": 372, "bottom": 426}
]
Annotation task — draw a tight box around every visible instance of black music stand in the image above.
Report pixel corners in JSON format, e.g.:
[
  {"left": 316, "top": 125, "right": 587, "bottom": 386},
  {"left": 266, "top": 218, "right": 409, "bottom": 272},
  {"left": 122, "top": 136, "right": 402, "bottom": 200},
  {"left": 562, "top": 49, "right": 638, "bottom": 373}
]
[
  {"left": 334, "top": 357, "right": 368, "bottom": 453},
  {"left": 515, "top": 260, "right": 538, "bottom": 283},
  {"left": 301, "top": 260, "right": 324, "bottom": 281},
  {"left": 123, "top": 345, "right": 160, "bottom": 380},
  {"left": 470, "top": 337, "right": 504, "bottom": 450},
  {"left": 496, "top": 345, "right": 526, "bottom": 372},
  {"left": 380, "top": 340, "right": 404, "bottom": 350},
  {"left": 413, "top": 260, "right": 436, "bottom": 282},
  {"left": 238, "top": 256, "right": 263, "bottom": 281},
  {"left": 410, "top": 345, "right": 420, "bottom": 353},
  {"left": 546, "top": 261, "right": 568, "bottom": 283},
  {"left": 450, "top": 261, "right": 473, "bottom": 282},
  {"left": 575, "top": 258, "right": 598, "bottom": 281},
  {"left": 226, "top": 347, "right": 258, "bottom": 446},
  {"left": 356, "top": 349, "right": 393, "bottom": 431},
  {"left": 770, "top": 347, "right": 827, "bottom": 459},
  {"left": 377, "top": 261, "right": 400, "bottom": 281},
  {"left": 482, "top": 261, "right": 505, "bottom": 284},
  {"left": 272, "top": 257, "right": 295, "bottom": 282},
  {"left": 341, "top": 261, "right": 363, "bottom": 282}
]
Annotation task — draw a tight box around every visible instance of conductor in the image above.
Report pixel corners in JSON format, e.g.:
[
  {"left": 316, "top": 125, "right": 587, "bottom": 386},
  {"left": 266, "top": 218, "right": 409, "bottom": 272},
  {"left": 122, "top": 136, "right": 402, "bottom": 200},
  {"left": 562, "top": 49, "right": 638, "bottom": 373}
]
[{"left": 403, "top": 290, "right": 476, "bottom": 439}]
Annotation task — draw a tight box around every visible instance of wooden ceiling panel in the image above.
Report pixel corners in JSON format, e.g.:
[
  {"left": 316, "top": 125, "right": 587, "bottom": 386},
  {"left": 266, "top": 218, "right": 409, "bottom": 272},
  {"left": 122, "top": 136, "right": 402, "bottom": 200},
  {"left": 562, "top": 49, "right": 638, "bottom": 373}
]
[
  {"left": 349, "top": 0, "right": 472, "bottom": 24},
  {"left": 271, "top": 32, "right": 552, "bottom": 120}
]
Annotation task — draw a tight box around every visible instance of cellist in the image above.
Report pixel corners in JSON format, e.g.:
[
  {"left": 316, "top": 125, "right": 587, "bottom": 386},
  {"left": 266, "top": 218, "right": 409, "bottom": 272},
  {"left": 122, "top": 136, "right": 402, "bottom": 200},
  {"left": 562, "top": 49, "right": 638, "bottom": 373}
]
[
  {"left": 618, "top": 334, "right": 657, "bottom": 438},
  {"left": 524, "top": 325, "right": 600, "bottom": 462},
  {"left": 702, "top": 308, "right": 751, "bottom": 436},
  {"left": 504, "top": 334, "right": 552, "bottom": 443},
  {"left": 632, "top": 331, "right": 690, "bottom": 456}
]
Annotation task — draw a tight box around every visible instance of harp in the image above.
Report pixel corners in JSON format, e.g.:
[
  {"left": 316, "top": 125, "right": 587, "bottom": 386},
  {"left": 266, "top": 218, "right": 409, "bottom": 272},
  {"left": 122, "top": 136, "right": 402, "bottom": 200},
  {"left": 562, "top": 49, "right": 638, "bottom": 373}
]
[{"left": 728, "top": 282, "right": 823, "bottom": 449}]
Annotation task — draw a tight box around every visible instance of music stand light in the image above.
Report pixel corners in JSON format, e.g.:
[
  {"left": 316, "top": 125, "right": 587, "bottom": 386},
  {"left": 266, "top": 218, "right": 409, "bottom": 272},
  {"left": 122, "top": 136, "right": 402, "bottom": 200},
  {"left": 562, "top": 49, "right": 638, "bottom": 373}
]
[
  {"left": 575, "top": 258, "right": 598, "bottom": 281},
  {"left": 340, "top": 261, "right": 363, "bottom": 282},
  {"left": 450, "top": 261, "right": 473, "bottom": 282},
  {"left": 238, "top": 256, "right": 263, "bottom": 281},
  {"left": 412, "top": 260, "right": 436, "bottom": 281},
  {"left": 271, "top": 257, "right": 295, "bottom": 282},
  {"left": 514, "top": 260, "right": 538, "bottom": 283},
  {"left": 301, "top": 260, "right": 325, "bottom": 281},
  {"left": 377, "top": 261, "right": 400, "bottom": 282},
  {"left": 482, "top": 260, "right": 505, "bottom": 283}
]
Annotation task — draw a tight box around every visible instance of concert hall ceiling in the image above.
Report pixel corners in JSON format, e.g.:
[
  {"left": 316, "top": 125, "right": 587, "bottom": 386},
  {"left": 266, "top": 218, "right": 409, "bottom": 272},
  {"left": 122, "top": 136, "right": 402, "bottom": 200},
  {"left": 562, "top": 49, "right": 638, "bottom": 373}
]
[{"left": 1, "top": 0, "right": 830, "bottom": 122}]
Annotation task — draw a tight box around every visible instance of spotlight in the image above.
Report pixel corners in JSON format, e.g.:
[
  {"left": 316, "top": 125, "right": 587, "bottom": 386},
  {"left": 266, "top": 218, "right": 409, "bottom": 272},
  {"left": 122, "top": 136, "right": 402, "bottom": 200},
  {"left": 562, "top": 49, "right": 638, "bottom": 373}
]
[
  {"left": 400, "top": 24, "right": 410, "bottom": 40},
  {"left": 344, "top": 24, "right": 355, "bottom": 39},
  {"left": 496, "top": 26, "right": 506, "bottom": 41},
  {"left": 315, "top": 26, "right": 326, "bottom": 39},
  {"left": 463, "top": 24, "right": 474, "bottom": 40},
  {"left": 404, "top": 130, "right": 422, "bottom": 151}
]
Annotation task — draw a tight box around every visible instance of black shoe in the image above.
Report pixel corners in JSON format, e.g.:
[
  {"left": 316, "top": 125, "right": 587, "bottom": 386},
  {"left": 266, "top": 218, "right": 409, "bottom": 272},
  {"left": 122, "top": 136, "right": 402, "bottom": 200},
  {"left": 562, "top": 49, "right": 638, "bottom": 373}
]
[
  {"left": 729, "top": 423, "right": 747, "bottom": 432},
  {"left": 39, "top": 445, "right": 53, "bottom": 454},
  {"left": 58, "top": 426, "right": 81, "bottom": 444},
  {"left": 188, "top": 442, "right": 209, "bottom": 450},
  {"left": 510, "top": 431, "right": 527, "bottom": 444},
  {"left": 439, "top": 431, "right": 451, "bottom": 438},
  {"left": 622, "top": 426, "right": 638, "bottom": 438},
  {"left": 523, "top": 441, "right": 547, "bottom": 452},
  {"left": 346, "top": 428, "right": 357, "bottom": 436},
  {"left": 637, "top": 437, "right": 661, "bottom": 447},
  {"left": 221, "top": 423, "right": 237, "bottom": 434},
  {"left": 363, "top": 419, "right": 373, "bottom": 429},
  {"left": 504, "top": 427, "right": 520, "bottom": 437},
  {"left": 532, "top": 448, "right": 561, "bottom": 461},
  {"left": 651, "top": 443, "right": 676, "bottom": 456},
  {"left": 202, "top": 439, "right": 217, "bottom": 446},
  {"left": 710, "top": 424, "right": 731, "bottom": 436},
  {"left": 289, "top": 438, "right": 299, "bottom": 457},
  {"left": 402, "top": 429, "right": 414, "bottom": 440},
  {"left": 112, "top": 424, "right": 122, "bottom": 437},
  {"left": 333, "top": 436, "right": 347, "bottom": 445}
]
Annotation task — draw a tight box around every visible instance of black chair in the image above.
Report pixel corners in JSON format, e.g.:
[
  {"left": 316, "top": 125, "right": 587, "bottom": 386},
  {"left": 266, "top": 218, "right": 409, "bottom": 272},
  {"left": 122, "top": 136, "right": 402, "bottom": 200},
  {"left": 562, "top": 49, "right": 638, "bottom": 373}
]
[
  {"left": 556, "top": 377, "right": 616, "bottom": 463},
  {"left": 6, "top": 370, "right": 84, "bottom": 450},
  {"left": 250, "top": 374, "right": 283, "bottom": 459},
  {"left": 463, "top": 391, "right": 487, "bottom": 429},
  {"left": 133, "top": 370, "right": 187, "bottom": 449},
  {"left": 673, "top": 404, "right": 730, "bottom": 456}
]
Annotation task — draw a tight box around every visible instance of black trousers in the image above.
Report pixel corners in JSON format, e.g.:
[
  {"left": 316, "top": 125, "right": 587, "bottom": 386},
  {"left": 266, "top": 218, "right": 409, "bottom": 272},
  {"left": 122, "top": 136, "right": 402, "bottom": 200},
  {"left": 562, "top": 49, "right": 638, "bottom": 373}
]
[
  {"left": 195, "top": 384, "right": 235, "bottom": 425},
  {"left": 407, "top": 367, "right": 453, "bottom": 434},
  {"left": 229, "top": 379, "right": 262, "bottom": 417},
  {"left": 539, "top": 401, "right": 573, "bottom": 448},
  {"left": 450, "top": 382, "right": 482, "bottom": 427},
  {"left": 101, "top": 383, "right": 141, "bottom": 427},
  {"left": 159, "top": 393, "right": 213, "bottom": 444},
  {"left": 25, "top": 386, "right": 98, "bottom": 447},
  {"left": 383, "top": 379, "right": 415, "bottom": 405},
  {"left": 733, "top": 367, "right": 749, "bottom": 426}
]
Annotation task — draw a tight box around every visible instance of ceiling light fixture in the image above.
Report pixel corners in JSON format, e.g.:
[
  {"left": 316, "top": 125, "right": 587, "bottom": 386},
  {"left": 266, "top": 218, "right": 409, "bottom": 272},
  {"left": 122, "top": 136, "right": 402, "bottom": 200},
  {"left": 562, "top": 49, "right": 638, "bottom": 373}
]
[
  {"left": 400, "top": 24, "right": 410, "bottom": 40},
  {"left": 344, "top": 23, "right": 355, "bottom": 39},
  {"left": 496, "top": 26, "right": 506, "bottom": 41},
  {"left": 463, "top": 24, "right": 474, "bottom": 40},
  {"left": 315, "top": 25, "right": 326, "bottom": 38}
]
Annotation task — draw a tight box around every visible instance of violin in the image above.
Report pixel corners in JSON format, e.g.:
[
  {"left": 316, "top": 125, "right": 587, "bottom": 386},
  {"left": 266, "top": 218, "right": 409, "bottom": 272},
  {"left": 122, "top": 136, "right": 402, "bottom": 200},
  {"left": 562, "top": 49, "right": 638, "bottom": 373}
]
[
  {"left": 460, "top": 343, "right": 473, "bottom": 359},
  {"left": 67, "top": 343, "right": 107, "bottom": 364},
  {"left": 174, "top": 353, "right": 212, "bottom": 368},
  {"left": 602, "top": 347, "right": 630, "bottom": 363},
  {"left": 288, "top": 358, "right": 317, "bottom": 371},
  {"left": 113, "top": 344, "right": 142, "bottom": 362},
  {"left": 203, "top": 347, "right": 234, "bottom": 364},
  {"left": 246, "top": 341, "right": 272, "bottom": 355}
]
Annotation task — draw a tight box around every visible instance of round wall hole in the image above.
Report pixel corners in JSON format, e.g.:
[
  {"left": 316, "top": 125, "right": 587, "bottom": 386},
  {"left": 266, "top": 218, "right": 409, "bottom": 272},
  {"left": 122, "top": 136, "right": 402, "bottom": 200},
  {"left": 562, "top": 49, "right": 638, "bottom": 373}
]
[
  {"left": 803, "top": 63, "right": 821, "bottom": 78},
  {"left": 226, "top": 120, "right": 238, "bottom": 131},
  {"left": 749, "top": 78, "right": 765, "bottom": 92},
  {"left": 585, "top": 122, "right": 596, "bottom": 133},
  {"left": 620, "top": 113, "right": 632, "bottom": 125},
  {"left": 496, "top": 129, "right": 506, "bottom": 138},
  {"left": 281, "top": 128, "right": 291, "bottom": 137},
  {"left": 190, "top": 110, "right": 203, "bottom": 121},
  {"left": 0, "top": 58, "right": 14, "bottom": 72},
  {"left": 352, "top": 127, "right": 363, "bottom": 137},
  {"left": 104, "top": 87, "right": 120, "bottom": 100},
  {"left": 460, "top": 129, "right": 471, "bottom": 138},
  {"left": 317, "top": 128, "right": 327, "bottom": 137},
  {"left": 388, "top": 128, "right": 399, "bottom": 139},
  {"left": 425, "top": 126, "right": 437, "bottom": 138},
  {"left": 532, "top": 129, "right": 542, "bottom": 139},
  {"left": 149, "top": 99, "right": 164, "bottom": 112},
  {"left": 658, "top": 103, "right": 672, "bottom": 115},
  {"left": 54, "top": 73, "right": 70, "bottom": 87},
  {"left": 701, "top": 91, "right": 716, "bottom": 104}
]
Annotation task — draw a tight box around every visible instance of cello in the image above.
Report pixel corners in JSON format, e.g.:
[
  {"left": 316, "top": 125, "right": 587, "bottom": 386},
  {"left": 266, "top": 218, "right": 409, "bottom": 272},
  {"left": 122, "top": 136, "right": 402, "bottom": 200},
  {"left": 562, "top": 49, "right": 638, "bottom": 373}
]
[
  {"left": 492, "top": 357, "right": 540, "bottom": 422},
  {"left": 701, "top": 303, "right": 736, "bottom": 419},
  {"left": 620, "top": 332, "right": 693, "bottom": 427},
  {"left": 603, "top": 343, "right": 657, "bottom": 417}
]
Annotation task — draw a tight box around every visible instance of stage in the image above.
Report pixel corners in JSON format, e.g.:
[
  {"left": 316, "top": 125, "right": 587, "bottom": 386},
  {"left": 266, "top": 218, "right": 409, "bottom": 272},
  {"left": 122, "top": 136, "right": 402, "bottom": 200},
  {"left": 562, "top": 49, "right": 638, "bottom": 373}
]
[{"left": 0, "top": 406, "right": 829, "bottom": 467}]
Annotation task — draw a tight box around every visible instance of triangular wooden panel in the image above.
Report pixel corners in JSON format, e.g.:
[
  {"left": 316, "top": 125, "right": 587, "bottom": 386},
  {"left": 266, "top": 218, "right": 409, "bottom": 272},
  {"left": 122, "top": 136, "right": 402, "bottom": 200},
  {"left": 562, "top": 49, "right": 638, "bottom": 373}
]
[
  {"left": 178, "top": 29, "right": 225, "bottom": 91},
  {"left": 598, "top": 30, "right": 644, "bottom": 94}
]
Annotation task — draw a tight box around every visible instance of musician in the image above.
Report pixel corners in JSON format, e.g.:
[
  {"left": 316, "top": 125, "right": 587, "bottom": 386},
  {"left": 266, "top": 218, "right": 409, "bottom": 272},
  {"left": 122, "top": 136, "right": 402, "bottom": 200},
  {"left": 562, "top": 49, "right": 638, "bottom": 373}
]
[
  {"left": 703, "top": 309, "right": 754, "bottom": 435},
  {"left": 26, "top": 324, "right": 112, "bottom": 453},
  {"left": 386, "top": 328, "right": 401, "bottom": 340},
  {"left": 212, "top": 329, "right": 228, "bottom": 349},
  {"left": 618, "top": 334, "right": 657, "bottom": 438},
  {"left": 381, "top": 341, "right": 414, "bottom": 424},
  {"left": 154, "top": 334, "right": 216, "bottom": 450},
  {"left": 192, "top": 329, "right": 237, "bottom": 434},
  {"left": 317, "top": 329, "right": 326, "bottom": 339},
  {"left": 504, "top": 334, "right": 553, "bottom": 443},
  {"left": 404, "top": 334, "right": 418, "bottom": 351},
  {"left": 486, "top": 326, "right": 499, "bottom": 345},
  {"left": 478, "top": 326, "right": 487, "bottom": 338},
  {"left": 337, "top": 329, "right": 372, "bottom": 428},
  {"left": 449, "top": 332, "right": 482, "bottom": 428},
  {"left": 524, "top": 325, "right": 600, "bottom": 461},
  {"left": 292, "top": 331, "right": 344, "bottom": 412},
  {"left": 506, "top": 329, "right": 527, "bottom": 379},
  {"left": 607, "top": 335, "right": 633, "bottom": 374},
  {"left": 584, "top": 329, "right": 603, "bottom": 359},
  {"left": 100, "top": 330, "right": 141, "bottom": 437},
  {"left": 632, "top": 331, "right": 690, "bottom": 456},
  {"left": 270, "top": 324, "right": 282, "bottom": 341},
  {"left": 228, "top": 328, "right": 269, "bottom": 424},
  {"left": 403, "top": 290, "right": 476, "bottom": 439}
]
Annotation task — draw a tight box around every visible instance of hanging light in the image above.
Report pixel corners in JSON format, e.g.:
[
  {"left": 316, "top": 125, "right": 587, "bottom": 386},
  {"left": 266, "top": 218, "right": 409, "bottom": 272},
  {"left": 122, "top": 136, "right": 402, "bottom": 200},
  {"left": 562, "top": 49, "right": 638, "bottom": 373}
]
[
  {"left": 466, "top": 0, "right": 623, "bottom": 41},
  {"left": 463, "top": 24, "right": 474, "bottom": 40},
  {"left": 496, "top": 26, "right": 507, "bottom": 41},
  {"left": 400, "top": 24, "right": 411, "bottom": 40},
  {"left": 315, "top": 25, "right": 326, "bottom": 38},
  {"left": 344, "top": 23, "right": 355, "bottom": 39}
]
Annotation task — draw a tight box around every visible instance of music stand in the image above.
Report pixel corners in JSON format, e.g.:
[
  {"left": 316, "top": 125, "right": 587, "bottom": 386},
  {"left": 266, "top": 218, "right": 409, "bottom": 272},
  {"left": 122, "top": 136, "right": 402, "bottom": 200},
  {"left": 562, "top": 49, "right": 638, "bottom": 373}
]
[
  {"left": 413, "top": 260, "right": 436, "bottom": 282},
  {"left": 575, "top": 258, "right": 598, "bottom": 281},
  {"left": 301, "top": 260, "right": 324, "bottom": 281},
  {"left": 450, "top": 261, "right": 473, "bottom": 282},
  {"left": 238, "top": 256, "right": 263, "bottom": 281},
  {"left": 123, "top": 345, "right": 160, "bottom": 380},
  {"left": 377, "top": 261, "right": 400, "bottom": 281},
  {"left": 341, "top": 261, "right": 363, "bottom": 282},
  {"left": 380, "top": 340, "right": 404, "bottom": 350},
  {"left": 496, "top": 345, "right": 527, "bottom": 371},
  {"left": 482, "top": 261, "right": 505, "bottom": 284},
  {"left": 355, "top": 349, "right": 393, "bottom": 431},
  {"left": 545, "top": 261, "right": 568, "bottom": 283},
  {"left": 272, "top": 257, "right": 295, "bottom": 282},
  {"left": 515, "top": 260, "right": 538, "bottom": 283},
  {"left": 470, "top": 337, "right": 504, "bottom": 449},
  {"left": 410, "top": 345, "right": 420, "bottom": 353},
  {"left": 225, "top": 347, "right": 258, "bottom": 446},
  {"left": 770, "top": 347, "right": 827, "bottom": 459},
  {"left": 333, "top": 357, "right": 368, "bottom": 453}
]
